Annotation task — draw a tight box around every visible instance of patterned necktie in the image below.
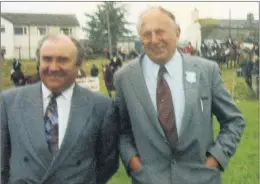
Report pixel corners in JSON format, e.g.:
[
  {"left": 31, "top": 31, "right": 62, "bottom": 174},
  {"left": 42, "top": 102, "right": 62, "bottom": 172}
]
[
  {"left": 156, "top": 66, "right": 178, "bottom": 148},
  {"left": 44, "top": 93, "right": 61, "bottom": 156}
]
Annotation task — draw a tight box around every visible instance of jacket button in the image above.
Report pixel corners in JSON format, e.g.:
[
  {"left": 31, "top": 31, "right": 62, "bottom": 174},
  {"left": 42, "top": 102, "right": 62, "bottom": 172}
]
[
  {"left": 24, "top": 156, "right": 29, "bottom": 163},
  {"left": 76, "top": 160, "right": 81, "bottom": 166}
]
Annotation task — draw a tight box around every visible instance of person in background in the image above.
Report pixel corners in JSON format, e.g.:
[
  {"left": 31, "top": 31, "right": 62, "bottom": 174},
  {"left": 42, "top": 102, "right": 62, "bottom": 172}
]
[
  {"left": 77, "top": 68, "right": 86, "bottom": 78},
  {"left": 252, "top": 54, "right": 259, "bottom": 95},
  {"left": 12, "top": 58, "right": 21, "bottom": 71},
  {"left": 241, "top": 52, "right": 254, "bottom": 89},
  {"left": 91, "top": 64, "right": 99, "bottom": 77},
  {"left": 253, "top": 42, "right": 259, "bottom": 57},
  {"left": 184, "top": 42, "right": 193, "bottom": 55}
]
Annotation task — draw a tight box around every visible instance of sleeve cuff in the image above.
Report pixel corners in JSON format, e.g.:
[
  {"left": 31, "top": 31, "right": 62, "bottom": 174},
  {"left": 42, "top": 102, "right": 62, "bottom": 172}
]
[
  {"left": 207, "top": 143, "right": 229, "bottom": 171},
  {"left": 120, "top": 144, "right": 138, "bottom": 175}
]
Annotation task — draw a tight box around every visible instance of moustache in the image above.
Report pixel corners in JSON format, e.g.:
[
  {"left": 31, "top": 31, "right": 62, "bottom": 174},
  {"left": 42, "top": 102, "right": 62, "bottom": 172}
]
[
  {"left": 147, "top": 45, "right": 165, "bottom": 50},
  {"left": 42, "top": 70, "right": 66, "bottom": 77}
]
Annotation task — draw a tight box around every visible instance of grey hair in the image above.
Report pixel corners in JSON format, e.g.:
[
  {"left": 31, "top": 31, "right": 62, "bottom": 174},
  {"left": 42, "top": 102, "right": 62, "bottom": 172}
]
[
  {"left": 136, "top": 6, "right": 178, "bottom": 35},
  {"left": 35, "top": 34, "right": 85, "bottom": 66}
]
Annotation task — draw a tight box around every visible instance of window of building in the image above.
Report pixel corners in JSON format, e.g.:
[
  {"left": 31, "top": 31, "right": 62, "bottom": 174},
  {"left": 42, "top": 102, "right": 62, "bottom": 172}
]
[
  {"left": 14, "top": 27, "right": 27, "bottom": 35},
  {"left": 60, "top": 28, "right": 72, "bottom": 35},
  {"left": 1, "top": 25, "right": 5, "bottom": 33},
  {"left": 37, "top": 27, "right": 47, "bottom": 35},
  {"left": 24, "top": 27, "right": 27, "bottom": 34}
]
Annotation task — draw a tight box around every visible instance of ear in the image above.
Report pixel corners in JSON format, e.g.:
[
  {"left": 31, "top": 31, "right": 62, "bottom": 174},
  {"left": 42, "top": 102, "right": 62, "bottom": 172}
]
[
  {"left": 175, "top": 25, "right": 181, "bottom": 39},
  {"left": 176, "top": 30, "right": 180, "bottom": 39}
]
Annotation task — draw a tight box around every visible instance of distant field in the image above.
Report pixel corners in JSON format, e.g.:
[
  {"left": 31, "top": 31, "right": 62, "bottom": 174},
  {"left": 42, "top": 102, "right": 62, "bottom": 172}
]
[{"left": 1, "top": 58, "right": 258, "bottom": 184}]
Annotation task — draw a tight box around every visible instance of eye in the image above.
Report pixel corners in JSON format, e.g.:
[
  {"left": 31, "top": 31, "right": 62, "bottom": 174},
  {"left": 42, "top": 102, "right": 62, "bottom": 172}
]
[
  {"left": 57, "top": 57, "right": 69, "bottom": 63},
  {"left": 142, "top": 31, "right": 152, "bottom": 40},
  {"left": 42, "top": 56, "right": 52, "bottom": 62},
  {"left": 155, "top": 29, "right": 164, "bottom": 36}
]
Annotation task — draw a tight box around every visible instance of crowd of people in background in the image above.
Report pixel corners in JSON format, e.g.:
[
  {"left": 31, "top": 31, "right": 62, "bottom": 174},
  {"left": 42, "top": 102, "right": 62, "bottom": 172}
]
[{"left": 5, "top": 21, "right": 258, "bottom": 98}]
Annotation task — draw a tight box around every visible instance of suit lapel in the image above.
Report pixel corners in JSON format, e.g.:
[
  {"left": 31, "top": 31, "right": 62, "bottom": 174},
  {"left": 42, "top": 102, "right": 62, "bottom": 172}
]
[
  {"left": 22, "top": 82, "right": 53, "bottom": 168},
  {"left": 129, "top": 55, "right": 167, "bottom": 141},
  {"left": 49, "top": 84, "right": 93, "bottom": 170},
  {"left": 22, "top": 83, "right": 93, "bottom": 176},
  {"left": 178, "top": 53, "right": 201, "bottom": 141},
  {"left": 128, "top": 53, "right": 201, "bottom": 147}
]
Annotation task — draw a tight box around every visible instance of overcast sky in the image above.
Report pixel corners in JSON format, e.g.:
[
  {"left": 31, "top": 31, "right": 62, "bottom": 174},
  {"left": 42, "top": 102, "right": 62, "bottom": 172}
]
[{"left": 1, "top": 1, "right": 259, "bottom": 39}]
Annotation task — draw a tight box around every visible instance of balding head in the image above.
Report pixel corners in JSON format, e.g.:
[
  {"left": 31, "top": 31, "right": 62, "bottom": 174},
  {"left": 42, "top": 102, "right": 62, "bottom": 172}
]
[
  {"left": 136, "top": 6, "right": 178, "bottom": 35},
  {"left": 136, "top": 6, "right": 180, "bottom": 64},
  {"left": 36, "top": 34, "right": 84, "bottom": 66},
  {"left": 38, "top": 33, "right": 83, "bottom": 93}
]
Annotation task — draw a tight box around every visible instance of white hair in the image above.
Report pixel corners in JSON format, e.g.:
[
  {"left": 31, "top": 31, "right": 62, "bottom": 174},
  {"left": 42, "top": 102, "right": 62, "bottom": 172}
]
[{"left": 136, "top": 6, "right": 178, "bottom": 35}]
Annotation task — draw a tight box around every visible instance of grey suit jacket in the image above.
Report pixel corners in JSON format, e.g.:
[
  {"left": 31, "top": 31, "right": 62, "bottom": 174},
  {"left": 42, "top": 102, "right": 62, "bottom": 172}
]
[
  {"left": 1, "top": 82, "right": 119, "bottom": 184},
  {"left": 114, "top": 53, "right": 245, "bottom": 184}
]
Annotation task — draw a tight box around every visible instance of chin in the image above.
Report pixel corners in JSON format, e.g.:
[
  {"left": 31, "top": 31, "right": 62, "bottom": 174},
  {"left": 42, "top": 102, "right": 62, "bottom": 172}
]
[
  {"left": 44, "top": 81, "right": 63, "bottom": 91},
  {"left": 48, "top": 85, "right": 63, "bottom": 92},
  {"left": 153, "top": 56, "right": 169, "bottom": 64}
]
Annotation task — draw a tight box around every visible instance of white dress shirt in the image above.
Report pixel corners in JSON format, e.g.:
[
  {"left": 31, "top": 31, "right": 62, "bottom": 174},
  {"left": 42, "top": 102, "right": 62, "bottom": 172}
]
[
  {"left": 42, "top": 82, "right": 75, "bottom": 148},
  {"left": 142, "top": 51, "right": 185, "bottom": 135}
]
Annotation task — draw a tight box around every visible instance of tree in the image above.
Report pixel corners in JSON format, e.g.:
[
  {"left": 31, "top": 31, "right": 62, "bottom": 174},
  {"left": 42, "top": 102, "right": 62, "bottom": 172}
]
[
  {"left": 83, "top": 2, "right": 132, "bottom": 53},
  {"left": 83, "top": 13, "right": 105, "bottom": 52},
  {"left": 198, "top": 18, "right": 221, "bottom": 40}
]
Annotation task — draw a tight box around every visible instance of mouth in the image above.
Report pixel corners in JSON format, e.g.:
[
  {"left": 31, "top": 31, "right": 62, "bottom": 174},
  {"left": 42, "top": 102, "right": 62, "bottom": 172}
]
[
  {"left": 47, "top": 75, "right": 62, "bottom": 78},
  {"left": 46, "top": 75, "right": 64, "bottom": 81},
  {"left": 44, "top": 71, "right": 65, "bottom": 77},
  {"left": 150, "top": 47, "right": 165, "bottom": 54}
]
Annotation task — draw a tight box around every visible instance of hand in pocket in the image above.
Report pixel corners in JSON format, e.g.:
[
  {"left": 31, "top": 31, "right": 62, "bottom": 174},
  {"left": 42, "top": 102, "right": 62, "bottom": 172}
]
[
  {"left": 205, "top": 156, "right": 219, "bottom": 169},
  {"left": 129, "top": 156, "right": 142, "bottom": 173}
]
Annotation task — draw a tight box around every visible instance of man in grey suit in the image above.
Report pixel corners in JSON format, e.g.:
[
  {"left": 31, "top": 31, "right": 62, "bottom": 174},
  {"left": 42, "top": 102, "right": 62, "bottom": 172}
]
[
  {"left": 114, "top": 7, "right": 245, "bottom": 184},
  {"left": 1, "top": 34, "right": 119, "bottom": 184}
]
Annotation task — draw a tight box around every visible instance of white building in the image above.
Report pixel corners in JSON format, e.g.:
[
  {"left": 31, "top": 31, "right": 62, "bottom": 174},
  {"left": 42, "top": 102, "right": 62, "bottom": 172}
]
[
  {"left": 117, "top": 36, "right": 139, "bottom": 53},
  {"left": 1, "top": 12, "right": 81, "bottom": 60},
  {"left": 183, "top": 8, "right": 202, "bottom": 52}
]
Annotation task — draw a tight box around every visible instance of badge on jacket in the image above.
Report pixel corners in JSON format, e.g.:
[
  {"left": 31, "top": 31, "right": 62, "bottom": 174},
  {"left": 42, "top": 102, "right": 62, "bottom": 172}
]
[{"left": 185, "top": 71, "right": 196, "bottom": 84}]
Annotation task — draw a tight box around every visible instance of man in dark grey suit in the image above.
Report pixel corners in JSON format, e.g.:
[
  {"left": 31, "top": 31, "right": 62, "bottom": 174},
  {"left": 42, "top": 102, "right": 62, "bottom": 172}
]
[
  {"left": 1, "top": 34, "right": 119, "bottom": 184},
  {"left": 114, "top": 7, "right": 245, "bottom": 184}
]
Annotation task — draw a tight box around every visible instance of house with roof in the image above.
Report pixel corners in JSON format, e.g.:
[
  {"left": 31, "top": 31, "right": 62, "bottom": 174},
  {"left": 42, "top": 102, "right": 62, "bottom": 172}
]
[
  {"left": 202, "top": 18, "right": 259, "bottom": 42},
  {"left": 1, "top": 12, "right": 80, "bottom": 59},
  {"left": 200, "top": 13, "right": 259, "bottom": 42},
  {"left": 183, "top": 9, "right": 259, "bottom": 45}
]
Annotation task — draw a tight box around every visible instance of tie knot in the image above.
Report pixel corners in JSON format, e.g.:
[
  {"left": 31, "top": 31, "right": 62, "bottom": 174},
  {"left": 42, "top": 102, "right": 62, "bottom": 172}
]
[
  {"left": 50, "top": 92, "right": 61, "bottom": 100},
  {"left": 158, "top": 66, "right": 166, "bottom": 78}
]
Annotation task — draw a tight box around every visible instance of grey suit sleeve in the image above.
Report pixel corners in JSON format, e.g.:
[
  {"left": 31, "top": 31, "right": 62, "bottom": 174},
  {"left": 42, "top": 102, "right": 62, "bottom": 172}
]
[
  {"left": 1, "top": 93, "right": 11, "bottom": 184},
  {"left": 96, "top": 100, "right": 120, "bottom": 184},
  {"left": 114, "top": 73, "right": 138, "bottom": 172},
  {"left": 207, "top": 63, "right": 245, "bottom": 171}
]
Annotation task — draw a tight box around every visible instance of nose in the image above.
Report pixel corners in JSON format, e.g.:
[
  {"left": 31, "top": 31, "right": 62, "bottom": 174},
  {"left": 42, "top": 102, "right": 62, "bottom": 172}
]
[
  {"left": 150, "top": 32, "right": 160, "bottom": 44},
  {"left": 49, "top": 61, "right": 59, "bottom": 71}
]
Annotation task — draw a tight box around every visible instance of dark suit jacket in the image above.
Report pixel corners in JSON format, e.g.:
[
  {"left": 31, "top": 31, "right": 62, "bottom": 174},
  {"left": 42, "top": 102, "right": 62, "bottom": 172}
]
[{"left": 1, "top": 82, "right": 119, "bottom": 184}]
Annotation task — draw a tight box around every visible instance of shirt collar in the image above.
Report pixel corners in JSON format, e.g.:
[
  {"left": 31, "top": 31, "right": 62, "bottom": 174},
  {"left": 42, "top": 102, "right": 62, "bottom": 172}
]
[
  {"left": 42, "top": 82, "right": 75, "bottom": 101},
  {"left": 165, "top": 50, "right": 181, "bottom": 78},
  {"left": 146, "top": 50, "right": 182, "bottom": 79}
]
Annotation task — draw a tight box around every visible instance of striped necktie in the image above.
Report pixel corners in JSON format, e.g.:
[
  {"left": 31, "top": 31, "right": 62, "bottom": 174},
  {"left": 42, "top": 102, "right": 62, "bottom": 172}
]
[{"left": 44, "top": 93, "right": 61, "bottom": 156}]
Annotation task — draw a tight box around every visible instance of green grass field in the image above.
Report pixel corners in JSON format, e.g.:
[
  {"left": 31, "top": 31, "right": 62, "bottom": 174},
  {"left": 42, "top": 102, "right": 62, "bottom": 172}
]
[{"left": 1, "top": 59, "right": 258, "bottom": 184}]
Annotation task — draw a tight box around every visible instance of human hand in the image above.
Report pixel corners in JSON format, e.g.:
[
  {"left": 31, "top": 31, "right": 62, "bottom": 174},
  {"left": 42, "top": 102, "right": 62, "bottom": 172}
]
[
  {"left": 129, "top": 156, "right": 142, "bottom": 172},
  {"left": 205, "top": 156, "right": 219, "bottom": 169}
]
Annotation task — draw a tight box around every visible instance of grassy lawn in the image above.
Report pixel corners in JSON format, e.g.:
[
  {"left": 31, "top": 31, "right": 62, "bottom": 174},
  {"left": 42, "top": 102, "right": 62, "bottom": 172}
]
[{"left": 1, "top": 59, "right": 258, "bottom": 184}]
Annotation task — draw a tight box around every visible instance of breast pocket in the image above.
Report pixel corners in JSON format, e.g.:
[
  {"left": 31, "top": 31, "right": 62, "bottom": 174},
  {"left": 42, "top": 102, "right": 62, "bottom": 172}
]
[
  {"left": 199, "top": 96, "right": 211, "bottom": 122},
  {"left": 199, "top": 85, "right": 212, "bottom": 122}
]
